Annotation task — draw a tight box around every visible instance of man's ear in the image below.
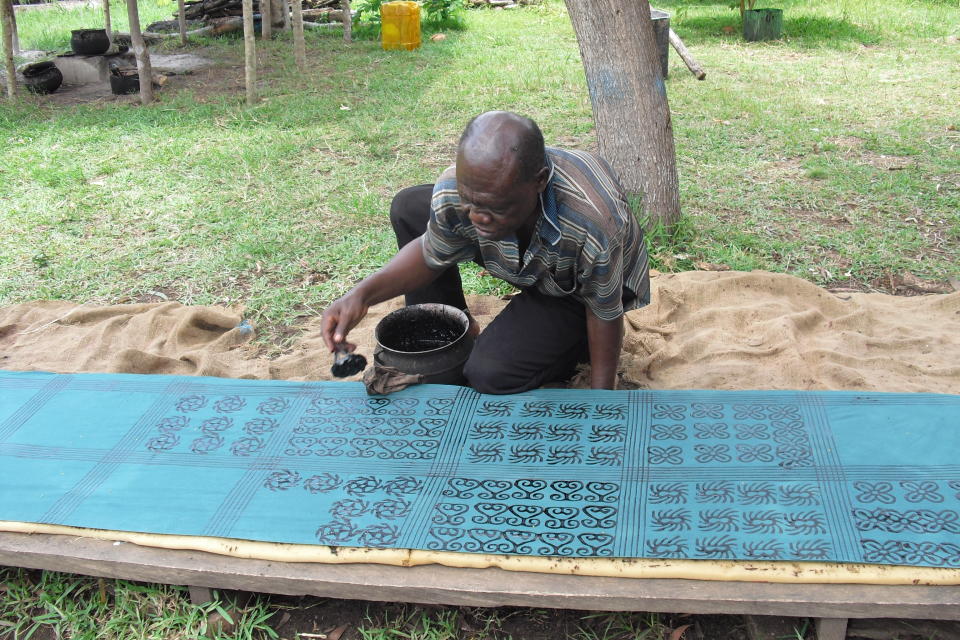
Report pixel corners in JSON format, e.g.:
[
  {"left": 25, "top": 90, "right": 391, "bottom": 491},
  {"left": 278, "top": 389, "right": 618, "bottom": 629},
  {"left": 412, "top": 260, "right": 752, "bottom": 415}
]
[{"left": 535, "top": 165, "right": 550, "bottom": 193}]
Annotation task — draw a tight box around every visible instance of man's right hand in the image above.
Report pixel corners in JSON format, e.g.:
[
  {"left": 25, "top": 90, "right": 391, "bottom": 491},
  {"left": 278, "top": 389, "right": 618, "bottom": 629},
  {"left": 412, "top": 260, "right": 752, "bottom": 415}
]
[
  {"left": 321, "top": 292, "right": 369, "bottom": 353},
  {"left": 317, "top": 235, "right": 445, "bottom": 353}
]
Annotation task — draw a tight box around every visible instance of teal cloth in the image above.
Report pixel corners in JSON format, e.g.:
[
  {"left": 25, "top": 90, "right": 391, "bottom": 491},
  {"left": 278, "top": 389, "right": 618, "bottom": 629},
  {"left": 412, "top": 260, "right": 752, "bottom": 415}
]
[{"left": 1, "top": 370, "right": 958, "bottom": 567}]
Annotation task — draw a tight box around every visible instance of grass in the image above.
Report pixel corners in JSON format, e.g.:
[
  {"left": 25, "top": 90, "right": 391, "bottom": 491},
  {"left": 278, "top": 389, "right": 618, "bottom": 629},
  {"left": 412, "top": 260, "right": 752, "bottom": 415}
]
[
  {"left": 1, "top": 0, "right": 956, "bottom": 340},
  {"left": 13, "top": 0, "right": 172, "bottom": 52},
  {"left": 0, "top": 0, "right": 958, "bottom": 637}
]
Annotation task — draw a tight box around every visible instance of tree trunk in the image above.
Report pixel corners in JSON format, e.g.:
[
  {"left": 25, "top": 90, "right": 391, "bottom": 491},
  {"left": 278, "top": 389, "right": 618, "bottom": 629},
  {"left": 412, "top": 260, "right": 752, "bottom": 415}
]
[
  {"left": 242, "top": 0, "right": 257, "bottom": 105},
  {"left": 2, "top": 0, "right": 18, "bottom": 99},
  {"left": 292, "top": 0, "right": 306, "bottom": 72},
  {"left": 283, "top": 0, "right": 290, "bottom": 29},
  {"left": 177, "top": 0, "right": 187, "bottom": 45},
  {"left": 341, "top": 0, "right": 351, "bottom": 42},
  {"left": 103, "top": 0, "right": 112, "bottom": 45},
  {"left": 564, "top": 0, "right": 680, "bottom": 229},
  {"left": 261, "top": 0, "right": 272, "bottom": 39},
  {"left": 271, "top": 0, "right": 284, "bottom": 30},
  {"left": 9, "top": 0, "right": 17, "bottom": 55},
  {"left": 126, "top": 0, "right": 154, "bottom": 104}
]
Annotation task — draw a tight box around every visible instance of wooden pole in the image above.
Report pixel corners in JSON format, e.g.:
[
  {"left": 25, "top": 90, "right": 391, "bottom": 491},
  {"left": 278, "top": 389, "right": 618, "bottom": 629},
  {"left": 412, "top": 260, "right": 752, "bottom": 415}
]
[
  {"left": 261, "top": 0, "right": 272, "bottom": 40},
  {"left": 1, "top": 0, "right": 16, "bottom": 99},
  {"left": 126, "top": 0, "right": 154, "bottom": 104},
  {"left": 283, "top": 0, "right": 290, "bottom": 30},
  {"left": 242, "top": 0, "right": 257, "bottom": 105},
  {"left": 177, "top": 0, "right": 187, "bottom": 45},
  {"left": 103, "top": 0, "right": 112, "bottom": 45},
  {"left": 341, "top": 0, "right": 351, "bottom": 42},
  {"left": 668, "top": 29, "right": 705, "bottom": 80},
  {"left": 291, "top": 0, "right": 306, "bottom": 72}
]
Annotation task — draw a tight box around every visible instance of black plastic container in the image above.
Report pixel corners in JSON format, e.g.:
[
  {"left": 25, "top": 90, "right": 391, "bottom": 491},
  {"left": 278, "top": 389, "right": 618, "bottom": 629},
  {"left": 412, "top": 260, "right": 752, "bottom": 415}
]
[{"left": 71, "top": 29, "right": 110, "bottom": 55}]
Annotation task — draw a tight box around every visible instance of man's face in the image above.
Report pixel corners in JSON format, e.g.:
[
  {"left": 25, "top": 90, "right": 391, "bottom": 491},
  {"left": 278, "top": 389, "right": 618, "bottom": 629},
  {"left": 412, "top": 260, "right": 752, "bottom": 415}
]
[{"left": 456, "top": 155, "right": 545, "bottom": 241}]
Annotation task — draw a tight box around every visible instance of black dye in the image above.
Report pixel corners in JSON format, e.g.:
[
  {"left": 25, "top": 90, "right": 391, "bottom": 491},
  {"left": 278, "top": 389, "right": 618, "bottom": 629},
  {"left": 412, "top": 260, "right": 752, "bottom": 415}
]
[
  {"left": 379, "top": 315, "right": 463, "bottom": 353},
  {"left": 331, "top": 352, "right": 367, "bottom": 377}
]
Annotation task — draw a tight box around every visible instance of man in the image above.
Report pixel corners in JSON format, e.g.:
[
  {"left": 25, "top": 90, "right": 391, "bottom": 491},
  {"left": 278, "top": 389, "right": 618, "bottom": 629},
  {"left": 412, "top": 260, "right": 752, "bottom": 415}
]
[{"left": 321, "top": 111, "right": 649, "bottom": 394}]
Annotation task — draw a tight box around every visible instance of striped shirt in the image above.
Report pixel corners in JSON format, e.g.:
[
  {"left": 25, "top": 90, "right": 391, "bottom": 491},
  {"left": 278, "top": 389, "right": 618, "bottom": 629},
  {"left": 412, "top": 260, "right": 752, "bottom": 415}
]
[{"left": 422, "top": 147, "right": 650, "bottom": 321}]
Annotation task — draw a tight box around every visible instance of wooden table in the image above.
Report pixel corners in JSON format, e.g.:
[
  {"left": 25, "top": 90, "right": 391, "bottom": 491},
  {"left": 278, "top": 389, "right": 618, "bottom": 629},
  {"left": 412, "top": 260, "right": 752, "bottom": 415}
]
[{"left": 3, "top": 531, "right": 959, "bottom": 640}]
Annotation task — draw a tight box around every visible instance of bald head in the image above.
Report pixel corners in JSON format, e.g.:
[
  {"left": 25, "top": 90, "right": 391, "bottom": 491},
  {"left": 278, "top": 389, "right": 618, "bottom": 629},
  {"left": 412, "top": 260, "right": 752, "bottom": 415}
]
[{"left": 458, "top": 111, "right": 546, "bottom": 183}]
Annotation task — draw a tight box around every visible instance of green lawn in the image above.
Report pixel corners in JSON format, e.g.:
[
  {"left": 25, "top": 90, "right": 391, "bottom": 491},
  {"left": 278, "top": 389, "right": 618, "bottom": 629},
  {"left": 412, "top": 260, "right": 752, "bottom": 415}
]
[{"left": 1, "top": 0, "right": 959, "bottom": 636}]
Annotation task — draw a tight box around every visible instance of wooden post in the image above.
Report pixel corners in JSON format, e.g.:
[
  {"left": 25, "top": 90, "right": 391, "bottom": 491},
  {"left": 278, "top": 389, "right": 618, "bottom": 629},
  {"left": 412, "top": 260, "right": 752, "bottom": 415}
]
[
  {"left": 668, "top": 29, "right": 705, "bottom": 80},
  {"left": 283, "top": 0, "right": 290, "bottom": 30},
  {"left": 261, "top": 0, "right": 272, "bottom": 39},
  {"left": 1, "top": 0, "right": 16, "bottom": 99},
  {"left": 126, "top": 0, "right": 154, "bottom": 104},
  {"left": 242, "top": 0, "right": 257, "bottom": 105},
  {"left": 341, "top": 0, "right": 351, "bottom": 42},
  {"left": 103, "top": 0, "right": 112, "bottom": 45},
  {"left": 291, "top": 0, "right": 306, "bottom": 72},
  {"left": 177, "top": 0, "right": 187, "bottom": 45}
]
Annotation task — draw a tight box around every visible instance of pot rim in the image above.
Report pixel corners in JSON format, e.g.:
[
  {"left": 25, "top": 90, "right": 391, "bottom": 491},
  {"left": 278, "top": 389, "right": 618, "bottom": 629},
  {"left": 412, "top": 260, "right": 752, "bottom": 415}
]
[
  {"left": 72, "top": 28, "right": 108, "bottom": 35},
  {"left": 375, "top": 303, "right": 469, "bottom": 355}
]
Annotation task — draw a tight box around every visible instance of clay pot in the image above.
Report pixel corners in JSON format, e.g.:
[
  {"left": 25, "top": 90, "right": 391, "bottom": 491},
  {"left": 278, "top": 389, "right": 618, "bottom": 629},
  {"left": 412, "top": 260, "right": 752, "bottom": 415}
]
[
  {"left": 23, "top": 62, "right": 63, "bottom": 95},
  {"left": 71, "top": 29, "right": 110, "bottom": 55},
  {"left": 374, "top": 304, "right": 475, "bottom": 385}
]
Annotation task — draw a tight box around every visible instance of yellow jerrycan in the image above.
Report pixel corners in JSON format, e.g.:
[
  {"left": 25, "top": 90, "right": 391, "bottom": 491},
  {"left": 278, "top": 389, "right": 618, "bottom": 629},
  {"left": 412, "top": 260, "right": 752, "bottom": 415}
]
[{"left": 381, "top": 1, "right": 421, "bottom": 51}]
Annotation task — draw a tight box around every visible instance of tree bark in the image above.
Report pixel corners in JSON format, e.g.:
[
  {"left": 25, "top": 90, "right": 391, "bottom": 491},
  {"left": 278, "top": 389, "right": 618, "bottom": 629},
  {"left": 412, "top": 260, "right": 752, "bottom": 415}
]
[
  {"left": 292, "top": 0, "right": 306, "bottom": 72},
  {"left": 283, "top": 0, "right": 290, "bottom": 29},
  {"left": 103, "top": 0, "right": 112, "bottom": 45},
  {"left": 9, "top": 0, "right": 17, "bottom": 55},
  {"left": 341, "top": 0, "right": 351, "bottom": 42},
  {"left": 126, "top": 0, "right": 154, "bottom": 104},
  {"left": 242, "top": 0, "right": 257, "bottom": 105},
  {"left": 2, "top": 0, "right": 18, "bottom": 99},
  {"left": 261, "top": 0, "right": 272, "bottom": 39},
  {"left": 564, "top": 0, "right": 680, "bottom": 229},
  {"left": 177, "top": 0, "right": 188, "bottom": 45}
]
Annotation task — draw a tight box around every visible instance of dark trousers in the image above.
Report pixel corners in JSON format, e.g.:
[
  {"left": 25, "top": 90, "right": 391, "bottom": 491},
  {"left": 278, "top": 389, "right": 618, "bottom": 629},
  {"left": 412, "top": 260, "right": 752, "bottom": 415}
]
[{"left": 389, "top": 185, "right": 589, "bottom": 395}]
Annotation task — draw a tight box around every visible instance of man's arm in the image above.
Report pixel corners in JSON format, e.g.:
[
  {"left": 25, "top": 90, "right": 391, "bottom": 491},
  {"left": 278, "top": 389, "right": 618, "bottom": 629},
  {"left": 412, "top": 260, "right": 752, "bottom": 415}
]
[
  {"left": 321, "top": 237, "right": 442, "bottom": 351},
  {"left": 586, "top": 311, "right": 624, "bottom": 389}
]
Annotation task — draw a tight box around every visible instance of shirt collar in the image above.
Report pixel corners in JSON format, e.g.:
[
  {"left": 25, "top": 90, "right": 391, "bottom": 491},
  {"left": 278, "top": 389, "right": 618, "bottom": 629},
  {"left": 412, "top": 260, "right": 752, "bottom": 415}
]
[{"left": 539, "top": 156, "right": 562, "bottom": 246}]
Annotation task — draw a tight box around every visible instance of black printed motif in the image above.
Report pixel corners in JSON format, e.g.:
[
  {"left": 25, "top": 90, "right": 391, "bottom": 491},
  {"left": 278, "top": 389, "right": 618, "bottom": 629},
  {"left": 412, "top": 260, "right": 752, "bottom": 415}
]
[
  {"left": 861, "top": 540, "right": 960, "bottom": 567},
  {"left": 652, "top": 424, "right": 686, "bottom": 440},
  {"left": 699, "top": 509, "right": 738, "bottom": 532},
  {"left": 214, "top": 395, "right": 246, "bottom": 413},
  {"left": 146, "top": 416, "right": 189, "bottom": 452},
  {"left": 175, "top": 395, "right": 207, "bottom": 412},
  {"left": 477, "top": 401, "right": 514, "bottom": 417},
  {"left": 191, "top": 416, "right": 234, "bottom": 454},
  {"left": 696, "top": 481, "right": 734, "bottom": 504},
  {"left": 789, "top": 540, "right": 831, "bottom": 560},
  {"left": 901, "top": 481, "right": 944, "bottom": 503},
  {"left": 646, "top": 536, "right": 688, "bottom": 557},
  {"left": 738, "top": 483, "right": 777, "bottom": 505},
  {"left": 691, "top": 403, "right": 724, "bottom": 419},
  {"left": 852, "top": 508, "right": 960, "bottom": 534},
  {"left": 592, "top": 404, "right": 627, "bottom": 420},
  {"left": 648, "top": 446, "right": 683, "bottom": 465},
  {"left": 648, "top": 483, "right": 687, "bottom": 504},
  {"left": 695, "top": 536, "right": 737, "bottom": 558},
  {"left": 743, "top": 539, "right": 784, "bottom": 559},
  {"left": 304, "top": 473, "right": 343, "bottom": 493},
  {"left": 265, "top": 469, "right": 301, "bottom": 491},
  {"left": 651, "top": 509, "right": 692, "bottom": 532},
  {"left": 653, "top": 404, "right": 686, "bottom": 420},
  {"left": 694, "top": 444, "right": 731, "bottom": 463},
  {"left": 780, "top": 484, "right": 821, "bottom": 506},
  {"left": 588, "top": 425, "right": 625, "bottom": 443},
  {"left": 257, "top": 397, "right": 290, "bottom": 415},
  {"left": 520, "top": 401, "right": 554, "bottom": 418},
  {"left": 470, "top": 422, "right": 506, "bottom": 439}
]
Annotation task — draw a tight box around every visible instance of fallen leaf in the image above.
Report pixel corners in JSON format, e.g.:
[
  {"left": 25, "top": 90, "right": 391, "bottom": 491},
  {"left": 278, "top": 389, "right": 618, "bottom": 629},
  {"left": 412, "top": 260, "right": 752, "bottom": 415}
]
[
  {"left": 669, "top": 624, "right": 692, "bottom": 640},
  {"left": 327, "top": 624, "right": 349, "bottom": 640},
  {"left": 430, "top": 33, "right": 447, "bottom": 41}
]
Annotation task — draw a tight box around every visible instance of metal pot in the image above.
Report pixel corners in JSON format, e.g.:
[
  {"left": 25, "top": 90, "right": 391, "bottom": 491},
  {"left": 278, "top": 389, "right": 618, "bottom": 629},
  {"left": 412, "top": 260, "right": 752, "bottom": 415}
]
[
  {"left": 110, "top": 70, "right": 140, "bottom": 95},
  {"left": 71, "top": 29, "right": 110, "bottom": 55},
  {"left": 374, "top": 304, "right": 474, "bottom": 385},
  {"left": 22, "top": 62, "right": 63, "bottom": 94}
]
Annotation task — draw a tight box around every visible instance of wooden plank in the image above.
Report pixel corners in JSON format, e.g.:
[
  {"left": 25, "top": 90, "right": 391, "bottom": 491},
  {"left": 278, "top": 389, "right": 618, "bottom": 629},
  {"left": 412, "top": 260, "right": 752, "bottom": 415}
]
[
  {"left": 188, "top": 585, "right": 213, "bottom": 604},
  {"left": 1, "top": 532, "right": 959, "bottom": 620},
  {"left": 815, "top": 617, "right": 848, "bottom": 640}
]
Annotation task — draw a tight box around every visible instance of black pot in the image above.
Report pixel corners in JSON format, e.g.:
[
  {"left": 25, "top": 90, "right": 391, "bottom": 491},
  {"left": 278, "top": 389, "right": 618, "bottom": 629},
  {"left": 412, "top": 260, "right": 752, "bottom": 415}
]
[
  {"left": 110, "top": 71, "right": 140, "bottom": 95},
  {"left": 71, "top": 29, "right": 110, "bottom": 55},
  {"left": 23, "top": 62, "right": 63, "bottom": 95},
  {"left": 374, "top": 304, "right": 475, "bottom": 385}
]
